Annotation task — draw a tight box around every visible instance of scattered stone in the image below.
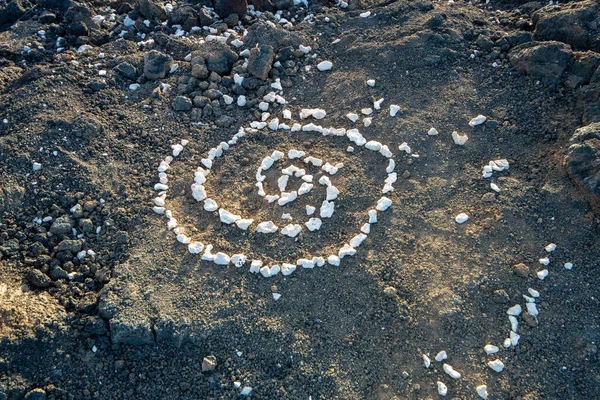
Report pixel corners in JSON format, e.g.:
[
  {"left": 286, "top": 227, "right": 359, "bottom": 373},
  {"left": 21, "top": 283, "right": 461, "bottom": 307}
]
[
  {"left": 455, "top": 213, "right": 468, "bottom": 224},
  {"left": 50, "top": 215, "right": 72, "bottom": 235},
  {"left": 248, "top": 45, "right": 275, "bottom": 80},
  {"left": 144, "top": 50, "right": 173, "bottom": 80},
  {"left": 115, "top": 62, "right": 137, "bottom": 80},
  {"left": 173, "top": 96, "right": 193, "bottom": 111},
  {"left": 488, "top": 359, "right": 504, "bottom": 372},
  {"left": 27, "top": 269, "right": 52, "bottom": 289},
  {"left": 383, "top": 286, "right": 398, "bottom": 297},
  {"left": 481, "top": 193, "right": 496, "bottom": 202},
  {"left": 139, "top": 0, "right": 168, "bottom": 21},
  {"left": 202, "top": 355, "right": 217, "bottom": 372},
  {"left": 513, "top": 263, "right": 530, "bottom": 278}
]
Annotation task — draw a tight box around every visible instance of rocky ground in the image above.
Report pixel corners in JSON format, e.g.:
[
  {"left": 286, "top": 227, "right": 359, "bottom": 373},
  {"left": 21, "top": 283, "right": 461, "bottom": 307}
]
[{"left": 0, "top": 0, "right": 599, "bottom": 398}]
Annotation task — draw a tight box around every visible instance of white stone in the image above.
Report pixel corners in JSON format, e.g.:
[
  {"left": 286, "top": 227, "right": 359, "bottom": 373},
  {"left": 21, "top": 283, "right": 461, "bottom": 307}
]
[
  {"left": 282, "top": 165, "right": 300, "bottom": 175},
  {"left": 523, "top": 294, "right": 535, "bottom": 303},
  {"left": 167, "top": 218, "right": 178, "bottom": 230},
  {"left": 278, "top": 175, "right": 289, "bottom": 191},
  {"left": 153, "top": 206, "right": 165, "bottom": 215},
  {"left": 326, "top": 185, "right": 339, "bottom": 201},
  {"left": 368, "top": 210, "right": 377, "bottom": 223},
  {"left": 435, "top": 351, "right": 447, "bottom": 362},
  {"left": 526, "top": 302, "right": 539, "bottom": 317},
  {"left": 361, "top": 108, "right": 373, "bottom": 115},
  {"left": 314, "top": 257, "right": 325, "bottom": 267},
  {"left": 365, "top": 141, "right": 382, "bottom": 151},
  {"left": 346, "top": 113, "right": 359, "bottom": 123},
  {"left": 258, "top": 102, "right": 269, "bottom": 111},
  {"left": 268, "top": 118, "right": 279, "bottom": 130},
  {"left": 288, "top": 149, "right": 305, "bottom": 159},
  {"left": 507, "top": 304, "right": 522, "bottom": 316},
  {"left": 203, "top": 198, "right": 218, "bottom": 212},
  {"left": 390, "top": 105, "right": 400, "bottom": 117},
  {"left": 237, "top": 96, "right": 247, "bottom": 107},
  {"left": 373, "top": 98, "right": 384, "bottom": 110},
  {"left": 376, "top": 197, "right": 392, "bottom": 211},
  {"left": 322, "top": 163, "right": 340, "bottom": 175},
  {"left": 386, "top": 159, "right": 395, "bottom": 173},
  {"left": 298, "top": 182, "right": 313, "bottom": 195},
  {"left": 428, "top": 127, "right": 439, "bottom": 136},
  {"left": 503, "top": 338, "right": 512, "bottom": 348},
  {"left": 272, "top": 293, "right": 281, "bottom": 301},
  {"left": 509, "top": 315, "right": 518, "bottom": 332},
  {"left": 528, "top": 288, "right": 540, "bottom": 298},
  {"left": 306, "top": 205, "right": 316, "bottom": 215},
  {"left": 219, "top": 209, "right": 241, "bottom": 224},
  {"left": 510, "top": 331, "right": 520, "bottom": 346},
  {"left": 281, "top": 213, "right": 292, "bottom": 220},
  {"left": 317, "top": 61, "right": 332, "bottom": 71},
  {"left": 484, "top": 344, "right": 499, "bottom": 355},
  {"left": 231, "top": 254, "right": 247, "bottom": 267},
  {"left": 360, "top": 11, "right": 371, "bottom": 18},
  {"left": 155, "top": 183, "right": 169, "bottom": 191},
  {"left": 320, "top": 201, "right": 335, "bottom": 218},
  {"left": 564, "top": 262, "right": 573, "bottom": 270},
  {"left": 537, "top": 269, "right": 548, "bottom": 280},
  {"left": 455, "top": 213, "right": 469, "bottom": 224},
  {"left": 367, "top": 79, "right": 375, "bottom": 87},
  {"left": 423, "top": 354, "right": 431, "bottom": 368},
  {"left": 469, "top": 115, "right": 487, "bottom": 127},
  {"left": 257, "top": 221, "right": 278, "bottom": 233},
  {"left": 437, "top": 381, "right": 448, "bottom": 396},
  {"left": 319, "top": 175, "right": 331, "bottom": 186},
  {"left": 476, "top": 385, "right": 488, "bottom": 399},
  {"left": 278, "top": 191, "right": 298, "bottom": 206},
  {"left": 297, "top": 258, "right": 315, "bottom": 268},
  {"left": 339, "top": 244, "right": 356, "bottom": 258},
  {"left": 443, "top": 364, "right": 461, "bottom": 379},
  {"left": 488, "top": 359, "right": 504, "bottom": 373},
  {"left": 250, "top": 260, "right": 262, "bottom": 274},
  {"left": 188, "top": 242, "right": 204, "bottom": 254},
  {"left": 260, "top": 266, "right": 271, "bottom": 277},
  {"left": 236, "top": 219, "right": 254, "bottom": 230},
  {"left": 539, "top": 257, "right": 550, "bottom": 266},
  {"left": 452, "top": 131, "right": 468, "bottom": 145},
  {"left": 545, "top": 243, "right": 556, "bottom": 252},
  {"left": 214, "top": 252, "right": 230, "bottom": 265},
  {"left": 398, "top": 142, "right": 411, "bottom": 154},
  {"left": 256, "top": 182, "right": 266, "bottom": 196},
  {"left": 490, "top": 183, "right": 501, "bottom": 192},
  {"left": 327, "top": 255, "right": 340, "bottom": 266},
  {"left": 304, "top": 156, "right": 323, "bottom": 167},
  {"left": 281, "top": 263, "right": 296, "bottom": 276},
  {"left": 177, "top": 234, "right": 191, "bottom": 244},
  {"left": 349, "top": 233, "right": 367, "bottom": 248},
  {"left": 201, "top": 245, "right": 215, "bottom": 261},
  {"left": 266, "top": 195, "right": 279, "bottom": 203},
  {"left": 360, "top": 223, "right": 371, "bottom": 234},
  {"left": 281, "top": 224, "right": 302, "bottom": 238},
  {"left": 261, "top": 156, "right": 275, "bottom": 170},
  {"left": 270, "top": 265, "right": 281, "bottom": 276}
]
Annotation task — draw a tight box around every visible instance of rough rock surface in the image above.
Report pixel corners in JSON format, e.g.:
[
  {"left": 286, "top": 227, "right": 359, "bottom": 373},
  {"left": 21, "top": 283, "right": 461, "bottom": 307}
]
[
  {"left": 509, "top": 41, "right": 573, "bottom": 85},
  {"left": 565, "top": 123, "right": 600, "bottom": 211},
  {"left": 143, "top": 50, "right": 173, "bottom": 80}
]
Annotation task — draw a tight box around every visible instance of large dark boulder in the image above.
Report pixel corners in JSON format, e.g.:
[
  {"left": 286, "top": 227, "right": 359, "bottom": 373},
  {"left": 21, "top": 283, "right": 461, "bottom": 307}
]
[
  {"left": 190, "top": 42, "right": 238, "bottom": 76},
  {"left": 143, "top": 50, "right": 173, "bottom": 80},
  {"left": 509, "top": 41, "right": 572, "bottom": 85},
  {"left": 214, "top": 0, "right": 247, "bottom": 18},
  {"left": 565, "top": 123, "right": 600, "bottom": 213}
]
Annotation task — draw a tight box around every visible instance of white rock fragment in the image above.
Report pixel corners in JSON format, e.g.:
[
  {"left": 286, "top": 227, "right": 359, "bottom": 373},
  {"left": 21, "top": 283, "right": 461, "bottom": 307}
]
[
  {"left": 389, "top": 105, "right": 400, "bottom": 117},
  {"left": 545, "top": 243, "right": 556, "bottom": 252},
  {"left": 266, "top": 195, "right": 279, "bottom": 203},
  {"left": 326, "top": 185, "right": 340, "bottom": 201},
  {"left": 509, "top": 315, "right": 518, "bottom": 332},
  {"left": 368, "top": 210, "right": 377, "bottom": 223},
  {"left": 360, "top": 223, "right": 371, "bottom": 234},
  {"left": 443, "top": 364, "right": 461, "bottom": 379},
  {"left": 528, "top": 288, "right": 540, "bottom": 298},
  {"left": 153, "top": 206, "right": 165, "bottom": 215},
  {"left": 167, "top": 218, "right": 178, "bottom": 230},
  {"left": 177, "top": 234, "right": 191, "bottom": 244},
  {"left": 327, "top": 255, "right": 340, "bottom": 266},
  {"left": 219, "top": 209, "right": 241, "bottom": 224},
  {"left": 281, "top": 263, "right": 296, "bottom": 276},
  {"left": 297, "top": 258, "right": 315, "bottom": 268},
  {"left": 437, "top": 381, "right": 448, "bottom": 397},
  {"left": 257, "top": 221, "right": 278, "bottom": 233},
  {"left": 564, "top": 262, "right": 573, "bottom": 270},
  {"left": 361, "top": 108, "right": 373, "bottom": 116},
  {"left": 320, "top": 200, "right": 335, "bottom": 218},
  {"left": 272, "top": 293, "right": 281, "bottom": 301},
  {"left": 373, "top": 98, "right": 384, "bottom": 110},
  {"left": 304, "top": 156, "right": 323, "bottom": 167},
  {"left": 526, "top": 302, "right": 539, "bottom": 317},
  {"left": 347, "top": 146, "right": 355, "bottom": 152},
  {"left": 214, "top": 252, "right": 230, "bottom": 265},
  {"left": 484, "top": 344, "right": 499, "bottom": 355},
  {"left": 507, "top": 304, "right": 522, "bottom": 316},
  {"left": 349, "top": 233, "right": 367, "bottom": 248},
  {"left": 510, "top": 331, "right": 521, "bottom": 346},
  {"left": 367, "top": 79, "right": 375, "bottom": 87},
  {"left": 452, "top": 131, "right": 468, "bottom": 145},
  {"left": 250, "top": 260, "right": 262, "bottom": 274},
  {"left": 346, "top": 113, "right": 359, "bottom": 123},
  {"left": 300, "top": 108, "right": 326, "bottom": 120},
  {"left": 476, "top": 385, "right": 488, "bottom": 399},
  {"left": 278, "top": 175, "right": 289, "bottom": 191},
  {"left": 539, "top": 257, "right": 550, "bottom": 266},
  {"left": 455, "top": 213, "right": 469, "bottom": 224},
  {"left": 231, "top": 254, "right": 247, "bottom": 268},
  {"left": 435, "top": 351, "right": 448, "bottom": 362},
  {"left": 490, "top": 183, "right": 501, "bottom": 192},
  {"left": 398, "top": 142, "right": 411, "bottom": 154},
  {"left": 155, "top": 183, "right": 169, "bottom": 191},
  {"left": 488, "top": 359, "right": 504, "bottom": 373},
  {"left": 376, "top": 197, "right": 392, "bottom": 211},
  {"left": 288, "top": 149, "right": 305, "bottom": 159},
  {"left": 201, "top": 245, "right": 215, "bottom": 261},
  {"left": 278, "top": 191, "right": 298, "bottom": 206},
  {"left": 261, "top": 156, "right": 275, "bottom": 170},
  {"left": 191, "top": 184, "right": 207, "bottom": 201},
  {"left": 281, "top": 224, "right": 302, "bottom": 238},
  {"left": 339, "top": 244, "right": 357, "bottom": 258},
  {"left": 360, "top": 11, "right": 371, "bottom": 18},
  {"left": 236, "top": 219, "right": 254, "bottom": 230},
  {"left": 240, "top": 386, "right": 253, "bottom": 396},
  {"left": 237, "top": 95, "right": 247, "bottom": 107},
  {"left": 469, "top": 115, "right": 487, "bottom": 127},
  {"left": 537, "top": 269, "right": 549, "bottom": 280},
  {"left": 317, "top": 61, "right": 333, "bottom": 71},
  {"left": 423, "top": 354, "right": 431, "bottom": 368},
  {"left": 386, "top": 159, "right": 395, "bottom": 173},
  {"left": 188, "top": 242, "right": 204, "bottom": 254},
  {"left": 428, "top": 127, "right": 439, "bottom": 136}
]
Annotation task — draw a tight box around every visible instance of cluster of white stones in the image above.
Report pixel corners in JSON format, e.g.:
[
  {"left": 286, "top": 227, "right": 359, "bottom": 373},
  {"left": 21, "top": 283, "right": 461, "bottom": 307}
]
[
  {"left": 482, "top": 159, "right": 509, "bottom": 179},
  {"left": 421, "top": 350, "right": 470, "bottom": 397},
  {"left": 151, "top": 107, "right": 396, "bottom": 277}
]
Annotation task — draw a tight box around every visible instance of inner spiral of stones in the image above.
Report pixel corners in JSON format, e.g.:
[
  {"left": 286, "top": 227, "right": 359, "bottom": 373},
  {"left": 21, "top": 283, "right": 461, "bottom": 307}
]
[{"left": 166, "top": 129, "right": 387, "bottom": 265}]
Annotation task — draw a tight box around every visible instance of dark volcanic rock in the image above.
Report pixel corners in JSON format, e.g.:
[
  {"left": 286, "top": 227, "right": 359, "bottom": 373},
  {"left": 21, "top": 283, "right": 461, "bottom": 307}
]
[
  {"left": 509, "top": 41, "right": 572, "bottom": 85},
  {"left": 173, "top": 96, "right": 193, "bottom": 111},
  {"left": 214, "top": 0, "right": 248, "bottom": 18},
  {"left": 139, "top": 0, "right": 167, "bottom": 21},
  {"left": 115, "top": 62, "right": 137, "bottom": 80},
  {"left": 191, "top": 43, "right": 238, "bottom": 76},
  {"left": 50, "top": 215, "right": 73, "bottom": 235},
  {"left": 169, "top": 6, "right": 199, "bottom": 31},
  {"left": 565, "top": 123, "right": 600, "bottom": 212},
  {"left": 244, "top": 20, "right": 302, "bottom": 52},
  {"left": 533, "top": 1, "right": 600, "bottom": 52},
  {"left": 143, "top": 50, "right": 172, "bottom": 80},
  {"left": 247, "top": 45, "right": 275, "bottom": 80},
  {"left": 27, "top": 269, "right": 52, "bottom": 289}
]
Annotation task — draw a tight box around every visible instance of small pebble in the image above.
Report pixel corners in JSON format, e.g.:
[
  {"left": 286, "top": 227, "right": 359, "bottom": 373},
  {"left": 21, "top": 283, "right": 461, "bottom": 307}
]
[
  {"left": 455, "top": 213, "right": 469, "bottom": 224},
  {"left": 537, "top": 269, "right": 548, "bottom": 280},
  {"left": 488, "top": 359, "right": 504, "bottom": 372}
]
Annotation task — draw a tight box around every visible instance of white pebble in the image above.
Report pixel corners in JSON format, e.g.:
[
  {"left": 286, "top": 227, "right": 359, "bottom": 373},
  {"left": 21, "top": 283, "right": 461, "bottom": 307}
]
[
  {"left": 507, "top": 304, "right": 522, "bottom": 316},
  {"left": 256, "top": 221, "right": 278, "bottom": 233},
  {"left": 545, "top": 243, "right": 556, "bottom": 252},
  {"left": 339, "top": 244, "right": 357, "bottom": 258},
  {"left": 398, "top": 142, "right": 411, "bottom": 154},
  {"left": 281, "top": 224, "right": 302, "bottom": 238},
  {"left": 376, "top": 197, "right": 392, "bottom": 211},
  {"left": 539, "top": 257, "right": 550, "bottom": 266},
  {"left": 389, "top": 105, "right": 400, "bottom": 117},
  {"left": 427, "top": 127, "right": 439, "bottom": 136},
  {"left": 327, "top": 255, "right": 340, "bottom": 266},
  {"left": 214, "top": 252, "right": 230, "bottom": 265},
  {"left": 437, "top": 381, "right": 448, "bottom": 396},
  {"left": 443, "top": 364, "right": 461, "bottom": 379},
  {"left": 204, "top": 199, "right": 218, "bottom": 212},
  {"left": 305, "top": 218, "right": 322, "bottom": 231},
  {"left": 526, "top": 302, "right": 539, "bottom": 317},
  {"left": 360, "top": 223, "right": 371, "bottom": 234},
  {"left": 236, "top": 219, "right": 254, "bottom": 230},
  {"left": 484, "top": 344, "right": 499, "bottom": 355},
  {"left": 317, "top": 61, "right": 333, "bottom": 71},
  {"left": 346, "top": 113, "right": 359, "bottom": 123},
  {"left": 528, "top": 288, "right": 540, "bottom": 298},
  {"left": 469, "top": 115, "right": 487, "bottom": 127},
  {"left": 373, "top": 98, "right": 384, "bottom": 110},
  {"left": 367, "top": 79, "right": 375, "bottom": 87},
  {"left": 368, "top": 210, "right": 377, "bottom": 223},
  {"left": 272, "top": 293, "right": 281, "bottom": 301},
  {"left": 231, "top": 254, "right": 247, "bottom": 268},
  {"left": 564, "top": 262, "right": 573, "bottom": 270},
  {"left": 488, "top": 359, "right": 504, "bottom": 373},
  {"left": 509, "top": 315, "right": 518, "bottom": 332},
  {"left": 435, "top": 351, "right": 447, "bottom": 362},
  {"left": 490, "top": 183, "right": 501, "bottom": 192},
  {"left": 537, "top": 269, "right": 548, "bottom": 280},
  {"left": 191, "top": 184, "right": 207, "bottom": 201},
  {"left": 188, "top": 242, "right": 204, "bottom": 254},
  {"left": 455, "top": 213, "right": 469, "bottom": 224},
  {"left": 476, "top": 385, "right": 488, "bottom": 399},
  {"left": 281, "top": 263, "right": 296, "bottom": 276},
  {"left": 349, "top": 233, "right": 367, "bottom": 248},
  {"left": 452, "top": 131, "right": 468, "bottom": 145},
  {"left": 361, "top": 108, "right": 373, "bottom": 115},
  {"left": 360, "top": 11, "right": 371, "bottom": 18},
  {"left": 306, "top": 205, "right": 316, "bottom": 215},
  {"left": 219, "top": 209, "right": 241, "bottom": 224},
  {"left": 250, "top": 260, "right": 262, "bottom": 274}
]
